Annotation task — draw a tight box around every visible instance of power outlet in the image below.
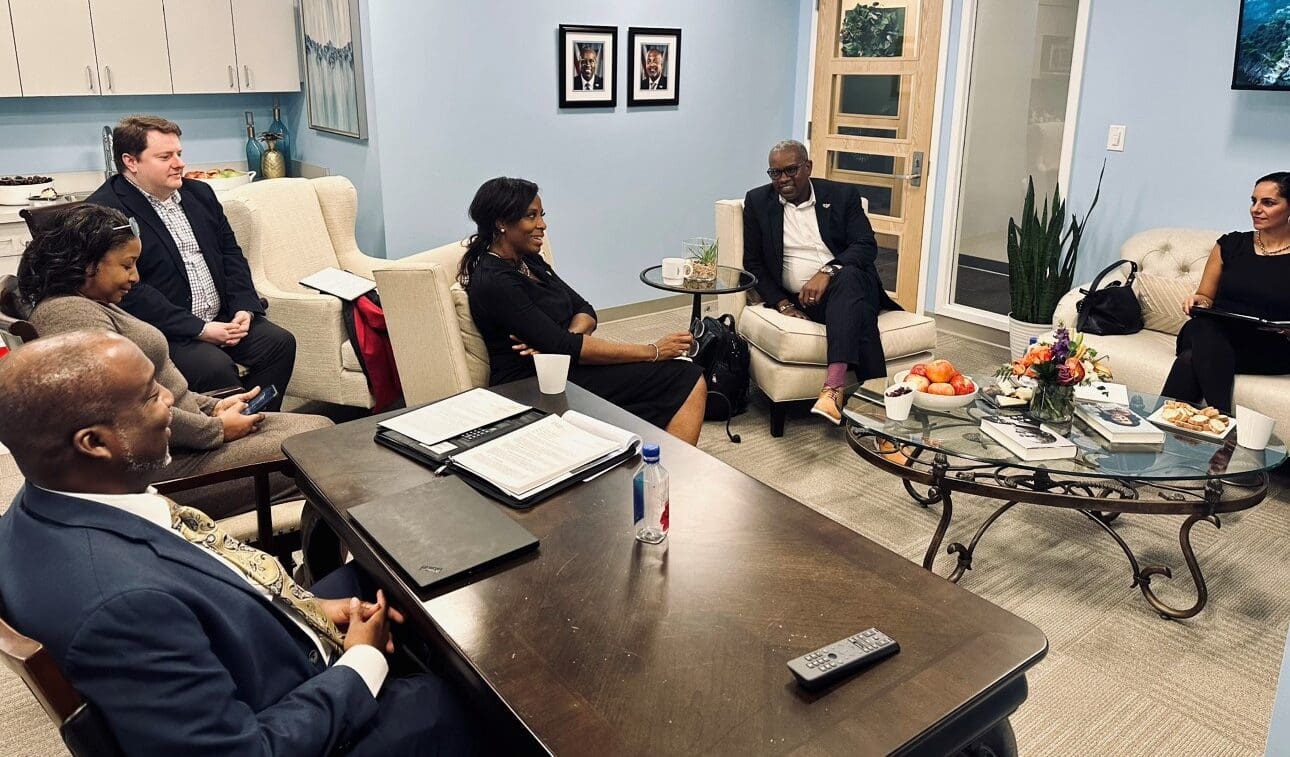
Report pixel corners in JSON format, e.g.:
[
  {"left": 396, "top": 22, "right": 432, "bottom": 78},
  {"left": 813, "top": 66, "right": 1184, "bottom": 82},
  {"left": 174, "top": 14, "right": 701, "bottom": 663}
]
[{"left": 1106, "top": 124, "right": 1126, "bottom": 152}]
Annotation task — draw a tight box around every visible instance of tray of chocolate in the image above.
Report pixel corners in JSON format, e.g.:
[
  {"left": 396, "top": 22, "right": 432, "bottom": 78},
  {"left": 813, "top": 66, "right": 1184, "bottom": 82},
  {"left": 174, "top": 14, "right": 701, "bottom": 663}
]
[{"left": 1146, "top": 401, "right": 1235, "bottom": 441}]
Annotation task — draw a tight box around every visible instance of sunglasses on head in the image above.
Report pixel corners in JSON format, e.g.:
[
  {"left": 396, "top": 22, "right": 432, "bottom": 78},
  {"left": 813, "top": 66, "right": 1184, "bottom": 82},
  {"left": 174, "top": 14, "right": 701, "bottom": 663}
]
[{"left": 112, "top": 217, "right": 141, "bottom": 237}]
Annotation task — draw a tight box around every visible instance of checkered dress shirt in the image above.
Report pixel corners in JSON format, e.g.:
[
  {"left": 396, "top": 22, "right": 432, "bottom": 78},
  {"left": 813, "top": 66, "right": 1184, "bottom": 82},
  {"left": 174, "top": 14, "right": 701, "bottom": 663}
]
[{"left": 133, "top": 183, "right": 222, "bottom": 324}]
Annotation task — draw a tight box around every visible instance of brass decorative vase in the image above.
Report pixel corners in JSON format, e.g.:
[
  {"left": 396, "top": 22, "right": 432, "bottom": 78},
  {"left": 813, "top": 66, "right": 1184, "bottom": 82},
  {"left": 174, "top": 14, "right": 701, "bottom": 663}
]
[{"left": 259, "top": 132, "right": 286, "bottom": 180}]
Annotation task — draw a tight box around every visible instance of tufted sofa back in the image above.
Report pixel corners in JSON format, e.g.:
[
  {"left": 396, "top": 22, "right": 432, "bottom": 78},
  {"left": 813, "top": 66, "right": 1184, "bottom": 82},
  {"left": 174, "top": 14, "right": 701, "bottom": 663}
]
[{"left": 1121, "top": 228, "right": 1220, "bottom": 279}]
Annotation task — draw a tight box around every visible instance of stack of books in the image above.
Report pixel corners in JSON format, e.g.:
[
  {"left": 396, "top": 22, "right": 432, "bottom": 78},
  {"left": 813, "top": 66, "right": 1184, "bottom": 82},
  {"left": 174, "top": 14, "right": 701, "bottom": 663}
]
[{"left": 980, "top": 415, "right": 1077, "bottom": 461}]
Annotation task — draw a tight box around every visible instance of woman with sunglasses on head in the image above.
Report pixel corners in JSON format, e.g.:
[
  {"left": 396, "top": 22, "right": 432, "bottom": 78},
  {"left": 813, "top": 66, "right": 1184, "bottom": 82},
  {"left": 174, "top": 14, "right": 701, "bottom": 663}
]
[
  {"left": 1162, "top": 171, "right": 1290, "bottom": 413},
  {"left": 17, "top": 204, "right": 332, "bottom": 519},
  {"left": 461, "top": 177, "right": 707, "bottom": 444}
]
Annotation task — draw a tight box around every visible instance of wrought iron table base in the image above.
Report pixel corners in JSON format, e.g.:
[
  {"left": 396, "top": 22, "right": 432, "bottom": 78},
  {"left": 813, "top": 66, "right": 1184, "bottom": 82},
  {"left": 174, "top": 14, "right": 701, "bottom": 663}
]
[{"left": 853, "top": 433, "right": 1266, "bottom": 620}]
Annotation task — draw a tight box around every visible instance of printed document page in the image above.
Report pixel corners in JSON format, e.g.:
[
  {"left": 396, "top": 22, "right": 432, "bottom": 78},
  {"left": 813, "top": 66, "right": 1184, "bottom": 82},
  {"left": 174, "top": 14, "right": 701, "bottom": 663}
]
[
  {"left": 378, "top": 388, "right": 530, "bottom": 446},
  {"left": 299, "top": 267, "right": 377, "bottom": 301},
  {"left": 451, "top": 414, "right": 629, "bottom": 498}
]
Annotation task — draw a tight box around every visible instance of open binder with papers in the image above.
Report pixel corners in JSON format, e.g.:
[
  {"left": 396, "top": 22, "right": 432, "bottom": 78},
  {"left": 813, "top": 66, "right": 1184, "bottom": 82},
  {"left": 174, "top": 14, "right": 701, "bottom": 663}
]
[{"left": 374, "top": 388, "right": 641, "bottom": 508}]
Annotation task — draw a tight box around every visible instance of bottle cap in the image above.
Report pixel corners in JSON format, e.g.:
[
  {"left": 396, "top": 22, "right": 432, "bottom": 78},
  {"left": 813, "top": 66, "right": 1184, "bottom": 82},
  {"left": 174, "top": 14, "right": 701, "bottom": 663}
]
[{"left": 642, "top": 443, "right": 660, "bottom": 462}]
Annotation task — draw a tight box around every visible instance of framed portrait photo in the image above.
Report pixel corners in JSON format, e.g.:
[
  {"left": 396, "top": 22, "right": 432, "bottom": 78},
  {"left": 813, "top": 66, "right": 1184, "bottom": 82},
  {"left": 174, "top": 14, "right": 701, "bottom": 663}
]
[
  {"left": 559, "top": 25, "right": 617, "bottom": 108},
  {"left": 627, "top": 27, "right": 681, "bottom": 107}
]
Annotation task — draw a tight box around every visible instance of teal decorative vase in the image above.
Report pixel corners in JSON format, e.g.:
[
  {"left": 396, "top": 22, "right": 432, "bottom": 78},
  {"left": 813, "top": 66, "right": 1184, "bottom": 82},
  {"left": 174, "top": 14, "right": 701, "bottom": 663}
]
[{"left": 243, "top": 112, "right": 262, "bottom": 181}]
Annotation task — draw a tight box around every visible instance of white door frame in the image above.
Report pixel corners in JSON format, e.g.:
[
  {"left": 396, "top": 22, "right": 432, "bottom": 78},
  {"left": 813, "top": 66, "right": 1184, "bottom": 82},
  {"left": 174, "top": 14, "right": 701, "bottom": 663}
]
[
  {"left": 801, "top": 0, "right": 955, "bottom": 315},
  {"left": 931, "top": 0, "right": 1093, "bottom": 331}
]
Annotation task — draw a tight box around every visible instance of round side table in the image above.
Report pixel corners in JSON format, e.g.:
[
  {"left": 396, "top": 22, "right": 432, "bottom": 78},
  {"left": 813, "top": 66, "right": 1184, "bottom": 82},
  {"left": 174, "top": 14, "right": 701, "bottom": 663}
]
[{"left": 639, "top": 264, "right": 757, "bottom": 325}]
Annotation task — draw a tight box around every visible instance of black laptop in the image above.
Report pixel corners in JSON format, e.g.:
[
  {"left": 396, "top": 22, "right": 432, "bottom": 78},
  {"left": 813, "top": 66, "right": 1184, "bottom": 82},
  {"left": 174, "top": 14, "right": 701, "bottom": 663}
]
[{"left": 347, "top": 478, "right": 538, "bottom": 590}]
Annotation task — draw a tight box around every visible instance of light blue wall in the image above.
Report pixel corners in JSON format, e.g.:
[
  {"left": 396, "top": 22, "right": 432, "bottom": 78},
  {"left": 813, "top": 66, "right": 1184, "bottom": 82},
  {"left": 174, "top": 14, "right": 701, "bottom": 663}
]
[
  {"left": 0, "top": 93, "right": 284, "bottom": 176},
  {"left": 365, "top": 0, "right": 801, "bottom": 308},
  {"left": 792, "top": 0, "right": 815, "bottom": 142},
  {"left": 1064, "top": 0, "right": 1290, "bottom": 283}
]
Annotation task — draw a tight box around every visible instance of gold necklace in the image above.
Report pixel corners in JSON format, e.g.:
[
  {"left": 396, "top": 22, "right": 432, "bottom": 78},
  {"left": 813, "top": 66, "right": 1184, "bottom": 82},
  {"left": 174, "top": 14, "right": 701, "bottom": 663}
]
[
  {"left": 489, "top": 250, "right": 537, "bottom": 279},
  {"left": 1255, "top": 230, "right": 1290, "bottom": 255}
]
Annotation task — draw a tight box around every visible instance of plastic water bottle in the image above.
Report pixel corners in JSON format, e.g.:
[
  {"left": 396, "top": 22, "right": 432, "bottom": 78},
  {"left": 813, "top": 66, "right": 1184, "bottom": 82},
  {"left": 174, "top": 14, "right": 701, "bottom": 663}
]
[{"left": 633, "top": 443, "right": 669, "bottom": 544}]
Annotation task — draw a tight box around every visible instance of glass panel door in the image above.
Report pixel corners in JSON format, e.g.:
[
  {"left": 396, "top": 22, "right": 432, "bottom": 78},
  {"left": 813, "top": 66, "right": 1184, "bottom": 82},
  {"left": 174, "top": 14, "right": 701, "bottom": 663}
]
[
  {"left": 947, "top": 0, "right": 1081, "bottom": 316},
  {"left": 812, "top": 0, "right": 943, "bottom": 309}
]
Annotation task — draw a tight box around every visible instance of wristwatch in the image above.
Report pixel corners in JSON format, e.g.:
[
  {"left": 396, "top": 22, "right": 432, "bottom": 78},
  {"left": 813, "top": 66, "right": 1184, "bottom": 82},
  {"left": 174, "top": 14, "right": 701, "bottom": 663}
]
[{"left": 819, "top": 264, "right": 842, "bottom": 277}]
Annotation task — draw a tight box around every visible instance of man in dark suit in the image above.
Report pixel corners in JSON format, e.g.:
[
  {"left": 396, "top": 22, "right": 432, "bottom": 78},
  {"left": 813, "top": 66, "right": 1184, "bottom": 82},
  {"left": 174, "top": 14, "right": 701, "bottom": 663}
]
[
  {"left": 743, "top": 139, "right": 900, "bottom": 424},
  {"left": 0, "top": 330, "right": 471, "bottom": 755},
  {"left": 640, "top": 46, "right": 668, "bottom": 90},
  {"left": 573, "top": 44, "right": 604, "bottom": 90},
  {"left": 88, "top": 115, "right": 294, "bottom": 410}
]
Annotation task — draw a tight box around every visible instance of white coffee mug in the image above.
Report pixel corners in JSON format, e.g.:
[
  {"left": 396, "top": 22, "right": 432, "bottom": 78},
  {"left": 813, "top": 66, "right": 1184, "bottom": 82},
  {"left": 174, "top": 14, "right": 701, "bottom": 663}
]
[
  {"left": 661, "top": 257, "right": 693, "bottom": 281},
  {"left": 533, "top": 353, "right": 571, "bottom": 394},
  {"left": 1235, "top": 405, "right": 1275, "bottom": 450}
]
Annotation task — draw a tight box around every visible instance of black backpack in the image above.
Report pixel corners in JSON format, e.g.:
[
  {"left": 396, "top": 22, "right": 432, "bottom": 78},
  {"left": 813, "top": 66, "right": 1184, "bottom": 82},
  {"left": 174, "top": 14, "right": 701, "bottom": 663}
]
[{"left": 690, "top": 314, "right": 750, "bottom": 442}]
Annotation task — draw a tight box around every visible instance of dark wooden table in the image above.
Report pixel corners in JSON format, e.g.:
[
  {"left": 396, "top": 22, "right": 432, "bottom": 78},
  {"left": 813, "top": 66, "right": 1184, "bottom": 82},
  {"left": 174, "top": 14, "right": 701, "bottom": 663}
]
[{"left": 283, "top": 380, "right": 1048, "bottom": 756}]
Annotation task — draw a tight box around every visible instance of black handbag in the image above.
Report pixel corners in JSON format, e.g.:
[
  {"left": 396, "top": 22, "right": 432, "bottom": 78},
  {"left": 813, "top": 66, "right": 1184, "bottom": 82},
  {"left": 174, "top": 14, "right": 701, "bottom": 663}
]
[
  {"left": 1075, "top": 260, "right": 1144, "bottom": 336},
  {"left": 690, "top": 314, "right": 750, "bottom": 442}
]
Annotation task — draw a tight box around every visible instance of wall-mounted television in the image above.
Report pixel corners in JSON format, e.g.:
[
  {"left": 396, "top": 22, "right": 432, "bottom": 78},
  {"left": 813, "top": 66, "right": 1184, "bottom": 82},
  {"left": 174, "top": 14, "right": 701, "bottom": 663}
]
[{"left": 1232, "top": 0, "right": 1290, "bottom": 90}]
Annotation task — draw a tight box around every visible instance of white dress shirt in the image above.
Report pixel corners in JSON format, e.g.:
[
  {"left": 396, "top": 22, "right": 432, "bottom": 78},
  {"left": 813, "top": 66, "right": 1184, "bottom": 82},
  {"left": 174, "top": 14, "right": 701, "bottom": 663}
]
[
  {"left": 42, "top": 485, "right": 388, "bottom": 697},
  {"left": 779, "top": 187, "right": 833, "bottom": 294}
]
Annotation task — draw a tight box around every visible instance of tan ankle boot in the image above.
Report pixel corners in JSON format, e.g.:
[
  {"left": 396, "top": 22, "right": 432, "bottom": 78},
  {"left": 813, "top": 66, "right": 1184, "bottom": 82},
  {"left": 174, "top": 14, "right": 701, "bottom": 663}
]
[{"left": 810, "top": 386, "right": 843, "bottom": 425}]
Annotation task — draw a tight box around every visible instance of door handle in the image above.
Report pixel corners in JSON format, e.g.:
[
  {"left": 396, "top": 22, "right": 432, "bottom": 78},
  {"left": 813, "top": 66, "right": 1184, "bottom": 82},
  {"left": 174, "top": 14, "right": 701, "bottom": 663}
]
[
  {"left": 86, "top": 65, "right": 94, "bottom": 91},
  {"left": 894, "top": 151, "right": 924, "bottom": 188},
  {"left": 244, "top": 65, "right": 252, "bottom": 89},
  {"left": 228, "top": 65, "right": 236, "bottom": 89},
  {"left": 104, "top": 66, "right": 114, "bottom": 92}
]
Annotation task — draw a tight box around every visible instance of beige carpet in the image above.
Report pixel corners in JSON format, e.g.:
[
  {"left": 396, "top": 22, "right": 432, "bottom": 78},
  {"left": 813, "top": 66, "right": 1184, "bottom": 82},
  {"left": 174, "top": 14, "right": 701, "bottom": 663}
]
[{"left": 3, "top": 309, "right": 1286, "bottom": 755}]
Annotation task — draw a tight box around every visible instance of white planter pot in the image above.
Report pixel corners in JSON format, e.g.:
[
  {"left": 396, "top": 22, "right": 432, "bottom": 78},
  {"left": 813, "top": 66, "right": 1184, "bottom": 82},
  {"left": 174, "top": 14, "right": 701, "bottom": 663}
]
[{"left": 1008, "top": 315, "right": 1051, "bottom": 359}]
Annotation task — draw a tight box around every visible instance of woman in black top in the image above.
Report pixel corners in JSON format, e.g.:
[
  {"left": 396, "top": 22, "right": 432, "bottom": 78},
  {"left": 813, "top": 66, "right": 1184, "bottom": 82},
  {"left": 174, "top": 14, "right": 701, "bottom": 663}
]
[
  {"left": 462, "top": 177, "right": 708, "bottom": 444},
  {"left": 1162, "top": 171, "right": 1290, "bottom": 413}
]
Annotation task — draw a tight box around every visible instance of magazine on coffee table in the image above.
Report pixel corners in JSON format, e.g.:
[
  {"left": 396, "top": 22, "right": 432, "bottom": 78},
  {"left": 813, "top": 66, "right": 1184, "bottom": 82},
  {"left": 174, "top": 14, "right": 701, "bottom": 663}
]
[{"left": 1192, "top": 307, "right": 1290, "bottom": 330}]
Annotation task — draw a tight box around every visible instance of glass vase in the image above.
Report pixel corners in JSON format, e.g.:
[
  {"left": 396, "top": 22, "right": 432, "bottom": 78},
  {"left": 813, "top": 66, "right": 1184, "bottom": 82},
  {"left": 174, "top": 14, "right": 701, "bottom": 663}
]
[{"left": 1029, "top": 382, "right": 1075, "bottom": 424}]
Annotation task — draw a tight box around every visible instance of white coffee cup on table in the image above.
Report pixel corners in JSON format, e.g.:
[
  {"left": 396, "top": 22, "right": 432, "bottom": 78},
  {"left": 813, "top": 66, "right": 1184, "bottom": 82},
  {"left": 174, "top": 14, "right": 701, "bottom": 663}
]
[
  {"left": 1235, "top": 405, "right": 1275, "bottom": 450},
  {"left": 534, "top": 353, "right": 571, "bottom": 394},
  {"left": 661, "top": 257, "right": 693, "bottom": 282}
]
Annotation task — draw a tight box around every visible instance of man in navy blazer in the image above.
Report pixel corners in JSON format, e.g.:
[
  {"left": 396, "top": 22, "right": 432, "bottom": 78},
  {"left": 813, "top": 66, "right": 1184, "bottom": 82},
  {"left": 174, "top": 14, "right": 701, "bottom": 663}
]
[
  {"left": 87, "top": 115, "right": 294, "bottom": 409},
  {"left": 742, "top": 139, "right": 900, "bottom": 426},
  {"left": 0, "top": 330, "right": 470, "bottom": 755}
]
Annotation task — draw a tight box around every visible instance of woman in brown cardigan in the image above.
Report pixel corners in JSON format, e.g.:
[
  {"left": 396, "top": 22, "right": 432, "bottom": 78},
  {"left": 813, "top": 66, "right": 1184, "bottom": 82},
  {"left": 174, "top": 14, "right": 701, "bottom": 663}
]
[{"left": 17, "top": 204, "right": 330, "bottom": 518}]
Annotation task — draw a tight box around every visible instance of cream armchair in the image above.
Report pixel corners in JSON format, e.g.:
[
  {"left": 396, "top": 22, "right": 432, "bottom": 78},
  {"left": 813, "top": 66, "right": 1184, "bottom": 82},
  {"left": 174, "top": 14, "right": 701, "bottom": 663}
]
[
  {"left": 221, "top": 177, "right": 392, "bottom": 408},
  {"left": 714, "top": 199, "right": 938, "bottom": 436},
  {"left": 374, "top": 238, "right": 555, "bottom": 406},
  {"left": 1053, "top": 228, "right": 1290, "bottom": 423}
]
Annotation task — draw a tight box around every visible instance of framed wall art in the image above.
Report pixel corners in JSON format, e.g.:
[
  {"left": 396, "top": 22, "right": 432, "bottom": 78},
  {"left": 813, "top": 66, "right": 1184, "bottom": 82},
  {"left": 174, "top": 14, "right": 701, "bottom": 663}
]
[
  {"left": 302, "top": 0, "right": 369, "bottom": 138},
  {"left": 627, "top": 27, "right": 681, "bottom": 107},
  {"left": 559, "top": 24, "right": 617, "bottom": 108}
]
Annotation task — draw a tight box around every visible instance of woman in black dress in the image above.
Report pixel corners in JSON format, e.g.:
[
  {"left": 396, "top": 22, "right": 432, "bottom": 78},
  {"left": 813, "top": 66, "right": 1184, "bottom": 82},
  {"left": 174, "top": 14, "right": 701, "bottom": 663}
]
[
  {"left": 1162, "top": 171, "right": 1290, "bottom": 413},
  {"left": 461, "top": 177, "right": 708, "bottom": 444}
]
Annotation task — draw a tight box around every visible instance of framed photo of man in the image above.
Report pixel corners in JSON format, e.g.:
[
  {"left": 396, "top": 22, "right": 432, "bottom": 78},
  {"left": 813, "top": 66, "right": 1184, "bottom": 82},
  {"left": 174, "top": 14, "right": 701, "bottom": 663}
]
[
  {"left": 559, "top": 25, "right": 617, "bottom": 108},
  {"left": 627, "top": 27, "right": 681, "bottom": 107}
]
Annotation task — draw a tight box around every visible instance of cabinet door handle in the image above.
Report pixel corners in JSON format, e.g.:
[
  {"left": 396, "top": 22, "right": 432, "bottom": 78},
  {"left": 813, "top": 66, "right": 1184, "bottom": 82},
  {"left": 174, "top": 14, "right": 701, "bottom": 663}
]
[
  {"left": 243, "top": 65, "right": 252, "bottom": 89},
  {"left": 104, "top": 66, "right": 114, "bottom": 92},
  {"left": 86, "top": 65, "right": 93, "bottom": 91},
  {"left": 228, "top": 65, "right": 236, "bottom": 89}
]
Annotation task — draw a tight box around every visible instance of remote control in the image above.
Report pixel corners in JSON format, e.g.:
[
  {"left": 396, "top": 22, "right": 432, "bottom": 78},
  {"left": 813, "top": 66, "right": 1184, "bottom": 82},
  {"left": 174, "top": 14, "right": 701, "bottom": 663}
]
[{"left": 787, "top": 628, "right": 899, "bottom": 690}]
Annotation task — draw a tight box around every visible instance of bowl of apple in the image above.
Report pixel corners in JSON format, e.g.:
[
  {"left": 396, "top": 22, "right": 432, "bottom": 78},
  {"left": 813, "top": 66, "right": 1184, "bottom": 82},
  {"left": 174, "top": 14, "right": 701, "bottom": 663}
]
[
  {"left": 893, "top": 358, "right": 978, "bottom": 410},
  {"left": 184, "top": 168, "right": 255, "bottom": 192}
]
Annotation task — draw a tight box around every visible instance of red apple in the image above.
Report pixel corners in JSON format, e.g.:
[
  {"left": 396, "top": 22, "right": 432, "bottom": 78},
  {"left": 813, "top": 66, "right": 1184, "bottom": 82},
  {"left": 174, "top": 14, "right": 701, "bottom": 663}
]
[
  {"left": 925, "top": 359, "right": 957, "bottom": 384},
  {"left": 909, "top": 363, "right": 929, "bottom": 378},
  {"left": 926, "top": 382, "right": 956, "bottom": 396},
  {"left": 950, "top": 375, "right": 975, "bottom": 395},
  {"left": 904, "top": 375, "right": 930, "bottom": 392}
]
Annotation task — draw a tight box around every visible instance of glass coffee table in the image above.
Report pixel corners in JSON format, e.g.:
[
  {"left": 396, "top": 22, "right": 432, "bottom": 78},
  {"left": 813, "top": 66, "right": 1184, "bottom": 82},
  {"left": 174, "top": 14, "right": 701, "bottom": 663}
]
[{"left": 844, "top": 384, "right": 1286, "bottom": 620}]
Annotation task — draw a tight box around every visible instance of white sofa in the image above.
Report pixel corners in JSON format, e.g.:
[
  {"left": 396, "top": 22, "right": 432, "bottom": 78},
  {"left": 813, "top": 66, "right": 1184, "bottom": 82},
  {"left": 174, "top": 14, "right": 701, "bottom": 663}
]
[
  {"left": 713, "top": 199, "right": 938, "bottom": 436},
  {"left": 1053, "top": 228, "right": 1290, "bottom": 423}
]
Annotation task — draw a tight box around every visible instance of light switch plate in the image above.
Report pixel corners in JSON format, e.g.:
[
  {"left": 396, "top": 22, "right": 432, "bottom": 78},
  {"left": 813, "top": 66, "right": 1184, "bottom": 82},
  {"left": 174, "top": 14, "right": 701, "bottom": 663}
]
[{"left": 1106, "top": 124, "right": 1126, "bottom": 152}]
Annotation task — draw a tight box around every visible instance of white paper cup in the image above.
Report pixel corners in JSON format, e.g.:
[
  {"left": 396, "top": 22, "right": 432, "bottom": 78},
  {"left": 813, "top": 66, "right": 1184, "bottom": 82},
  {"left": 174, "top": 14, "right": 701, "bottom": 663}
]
[
  {"left": 534, "top": 353, "right": 571, "bottom": 394},
  {"left": 884, "top": 386, "right": 915, "bottom": 421},
  {"left": 1235, "top": 405, "right": 1275, "bottom": 450},
  {"left": 661, "top": 257, "right": 693, "bottom": 281}
]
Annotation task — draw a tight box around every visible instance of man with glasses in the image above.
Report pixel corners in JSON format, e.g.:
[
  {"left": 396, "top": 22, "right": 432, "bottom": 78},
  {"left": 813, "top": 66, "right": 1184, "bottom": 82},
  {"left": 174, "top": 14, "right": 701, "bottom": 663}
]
[
  {"left": 87, "top": 115, "right": 295, "bottom": 411},
  {"left": 742, "top": 140, "right": 899, "bottom": 424}
]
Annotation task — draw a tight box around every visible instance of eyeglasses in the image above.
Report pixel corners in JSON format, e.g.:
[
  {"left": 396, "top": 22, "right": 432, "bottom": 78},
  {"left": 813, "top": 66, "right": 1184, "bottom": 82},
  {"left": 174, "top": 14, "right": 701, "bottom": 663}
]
[
  {"left": 766, "top": 164, "right": 803, "bottom": 180},
  {"left": 112, "top": 217, "right": 140, "bottom": 237}
]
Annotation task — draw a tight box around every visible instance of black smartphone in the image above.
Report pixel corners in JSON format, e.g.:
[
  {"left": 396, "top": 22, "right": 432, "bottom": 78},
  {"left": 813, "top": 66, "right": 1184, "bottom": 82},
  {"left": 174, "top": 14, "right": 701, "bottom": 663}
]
[{"left": 241, "top": 385, "right": 279, "bottom": 415}]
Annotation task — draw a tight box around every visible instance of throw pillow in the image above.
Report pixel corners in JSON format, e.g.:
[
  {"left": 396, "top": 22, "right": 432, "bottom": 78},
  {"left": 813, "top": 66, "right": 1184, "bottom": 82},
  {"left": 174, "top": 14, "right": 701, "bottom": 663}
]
[
  {"left": 449, "top": 282, "right": 491, "bottom": 387},
  {"left": 1136, "top": 274, "right": 1194, "bottom": 336}
]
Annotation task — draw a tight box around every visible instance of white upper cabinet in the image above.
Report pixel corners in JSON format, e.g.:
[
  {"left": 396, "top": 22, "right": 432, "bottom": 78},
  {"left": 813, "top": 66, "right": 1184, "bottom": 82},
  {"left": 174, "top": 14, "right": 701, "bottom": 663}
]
[
  {"left": 231, "top": 0, "right": 300, "bottom": 92},
  {"left": 90, "top": 0, "right": 173, "bottom": 95},
  {"left": 165, "top": 0, "right": 239, "bottom": 94},
  {"left": 10, "top": 0, "right": 100, "bottom": 96},
  {"left": 0, "top": 7, "right": 21, "bottom": 97}
]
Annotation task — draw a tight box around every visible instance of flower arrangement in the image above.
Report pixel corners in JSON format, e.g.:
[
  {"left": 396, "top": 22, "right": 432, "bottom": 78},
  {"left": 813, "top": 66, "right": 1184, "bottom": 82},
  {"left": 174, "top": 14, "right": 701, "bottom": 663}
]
[{"left": 996, "top": 326, "right": 1111, "bottom": 422}]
